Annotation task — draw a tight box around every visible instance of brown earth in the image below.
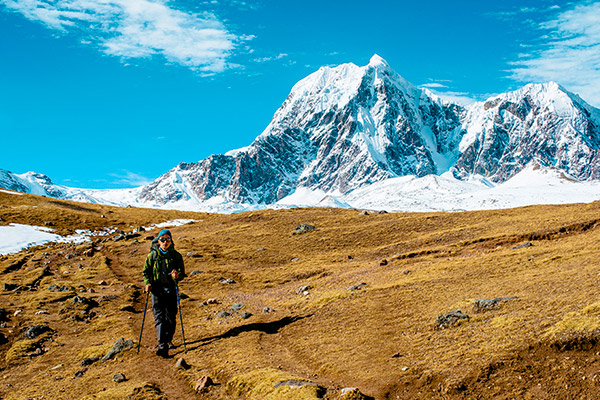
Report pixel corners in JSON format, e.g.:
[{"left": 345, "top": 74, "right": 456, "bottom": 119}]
[{"left": 1, "top": 189, "right": 600, "bottom": 399}]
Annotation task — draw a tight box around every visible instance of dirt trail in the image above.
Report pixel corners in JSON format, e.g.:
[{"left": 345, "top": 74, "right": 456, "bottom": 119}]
[{"left": 103, "top": 249, "right": 201, "bottom": 399}]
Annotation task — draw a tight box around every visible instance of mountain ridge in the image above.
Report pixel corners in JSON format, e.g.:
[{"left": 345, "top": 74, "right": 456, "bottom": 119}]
[{"left": 2, "top": 55, "right": 600, "bottom": 212}]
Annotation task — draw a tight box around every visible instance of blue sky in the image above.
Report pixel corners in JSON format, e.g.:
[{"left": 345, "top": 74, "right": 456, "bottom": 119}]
[{"left": 1, "top": 0, "right": 599, "bottom": 188}]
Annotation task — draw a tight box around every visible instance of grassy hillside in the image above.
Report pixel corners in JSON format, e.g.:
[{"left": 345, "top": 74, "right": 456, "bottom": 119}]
[{"left": 1, "top": 189, "right": 600, "bottom": 399}]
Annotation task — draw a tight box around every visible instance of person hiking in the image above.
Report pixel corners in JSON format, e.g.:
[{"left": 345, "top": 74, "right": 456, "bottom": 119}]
[{"left": 142, "top": 229, "right": 185, "bottom": 358}]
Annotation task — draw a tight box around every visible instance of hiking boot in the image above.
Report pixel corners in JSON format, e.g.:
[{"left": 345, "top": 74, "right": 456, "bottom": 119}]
[{"left": 156, "top": 347, "right": 169, "bottom": 358}]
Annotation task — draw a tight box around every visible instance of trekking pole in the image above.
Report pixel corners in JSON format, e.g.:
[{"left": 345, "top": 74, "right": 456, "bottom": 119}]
[
  {"left": 137, "top": 291, "right": 150, "bottom": 353},
  {"left": 175, "top": 281, "right": 187, "bottom": 353}
]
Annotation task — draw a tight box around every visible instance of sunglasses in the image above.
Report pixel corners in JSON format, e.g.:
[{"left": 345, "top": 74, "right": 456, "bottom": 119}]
[{"left": 159, "top": 238, "right": 172, "bottom": 243}]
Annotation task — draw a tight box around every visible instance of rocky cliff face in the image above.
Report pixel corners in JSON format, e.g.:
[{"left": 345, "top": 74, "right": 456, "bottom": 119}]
[
  {"left": 138, "top": 55, "right": 466, "bottom": 205},
  {"left": 454, "top": 82, "right": 600, "bottom": 182},
  {"left": 0, "top": 170, "right": 67, "bottom": 198}
]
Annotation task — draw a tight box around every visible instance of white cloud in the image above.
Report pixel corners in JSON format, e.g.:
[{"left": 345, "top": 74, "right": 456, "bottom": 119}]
[
  {"left": 419, "top": 82, "right": 448, "bottom": 89},
  {"left": 508, "top": 1, "right": 600, "bottom": 107},
  {"left": 1, "top": 0, "right": 246, "bottom": 73},
  {"left": 253, "top": 53, "right": 288, "bottom": 63},
  {"left": 109, "top": 170, "right": 153, "bottom": 186}
]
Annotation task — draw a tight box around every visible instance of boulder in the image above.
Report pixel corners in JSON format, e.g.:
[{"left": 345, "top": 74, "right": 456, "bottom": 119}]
[
  {"left": 473, "top": 297, "right": 518, "bottom": 313},
  {"left": 102, "top": 338, "right": 134, "bottom": 360},
  {"left": 292, "top": 224, "right": 316, "bottom": 235},
  {"left": 174, "top": 358, "right": 190, "bottom": 371},
  {"left": 24, "top": 325, "right": 52, "bottom": 339},
  {"left": 113, "top": 373, "right": 127, "bottom": 383},
  {"left": 195, "top": 376, "right": 214, "bottom": 392},
  {"left": 347, "top": 283, "right": 367, "bottom": 291},
  {"left": 435, "top": 310, "right": 469, "bottom": 329}
]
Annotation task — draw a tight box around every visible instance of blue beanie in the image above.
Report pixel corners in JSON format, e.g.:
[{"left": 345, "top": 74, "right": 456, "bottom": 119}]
[{"left": 158, "top": 229, "right": 172, "bottom": 239}]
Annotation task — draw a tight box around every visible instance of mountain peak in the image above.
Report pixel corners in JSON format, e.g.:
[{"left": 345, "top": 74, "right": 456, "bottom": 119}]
[{"left": 368, "top": 54, "right": 387, "bottom": 67}]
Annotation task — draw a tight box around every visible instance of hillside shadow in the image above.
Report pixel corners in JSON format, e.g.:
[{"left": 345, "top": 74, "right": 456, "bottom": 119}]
[{"left": 184, "top": 315, "right": 311, "bottom": 351}]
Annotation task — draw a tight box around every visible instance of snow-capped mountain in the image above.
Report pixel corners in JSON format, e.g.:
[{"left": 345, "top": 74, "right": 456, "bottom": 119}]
[{"left": 2, "top": 55, "right": 600, "bottom": 213}]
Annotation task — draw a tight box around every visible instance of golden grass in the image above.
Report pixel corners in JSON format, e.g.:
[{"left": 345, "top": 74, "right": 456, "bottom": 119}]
[{"left": 3, "top": 191, "right": 600, "bottom": 398}]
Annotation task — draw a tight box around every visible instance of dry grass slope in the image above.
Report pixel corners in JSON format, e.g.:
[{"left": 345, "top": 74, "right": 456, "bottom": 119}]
[{"left": 1, "top": 189, "right": 600, "bottom": 399}]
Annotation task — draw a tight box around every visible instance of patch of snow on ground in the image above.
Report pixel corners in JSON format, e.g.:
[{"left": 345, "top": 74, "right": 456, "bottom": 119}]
[
  {"left": 153, "top": 219, "right": 198, "bottom": 228},
  {"left": 0, "top": 189, "right": 23, "bottom": 195},
  {"left": 0, "top": 224, "right": 89, "bottom": 255}
]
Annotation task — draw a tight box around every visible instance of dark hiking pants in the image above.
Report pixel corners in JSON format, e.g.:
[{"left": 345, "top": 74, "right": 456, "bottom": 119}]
[{"left": 151, "top": 290, "right": 177, "bottom": 349}]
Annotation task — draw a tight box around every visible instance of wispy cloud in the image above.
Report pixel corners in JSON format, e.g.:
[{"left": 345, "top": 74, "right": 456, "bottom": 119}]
[
  {"left": 419, "top": 83, "right": 448, "bottom": 89},
  {"left": 253, "top": 53, "right": 288, "bottom": 63},
  {"left": 1, "top": 0, "right": 248, "bottom": 73},
  {"left": 508, "top": 1, "right": 600, "bottom": 107},
  {"left": 108, "top": 170, "right": 153, "bottom": 186}
]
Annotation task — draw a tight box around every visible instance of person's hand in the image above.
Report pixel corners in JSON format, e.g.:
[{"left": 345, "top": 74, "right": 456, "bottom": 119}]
[
  {"left": 171, "top": 270, "right": 179, "bottom": 280},
  {"left": 145, "top": 284, "right": 152, "bottom": 293}
]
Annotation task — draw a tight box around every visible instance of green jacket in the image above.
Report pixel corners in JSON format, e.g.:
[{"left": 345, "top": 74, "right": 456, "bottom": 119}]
[{"left": 143, "top": 247, "right": 185, "bottom": 288}]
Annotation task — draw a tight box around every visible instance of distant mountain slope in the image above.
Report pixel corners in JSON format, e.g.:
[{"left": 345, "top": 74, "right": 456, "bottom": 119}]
[{"left": 2, "top": 56, "right": 600, "bottom": 212}]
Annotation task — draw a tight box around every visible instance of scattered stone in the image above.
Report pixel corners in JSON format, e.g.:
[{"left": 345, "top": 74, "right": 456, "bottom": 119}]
[
  {"left": 174, "top": 358, "right": 190, "bottom": 371},
  {"left": 206, "top": 298, "right": 219, "bottom": 305},
  {"left": 44, "top": 221, "right": 54, "bottom": 226},
  {"left": 473, "top": 297, "right": 518, "bottom": 313},
  {"left": 113, "top": 373, "right": 127, "bottom": 383},
  {"left": 391, "top": 352, "right": 401, "bottom": 358},
  {"left": 340, "top": 387, "right": 372, "bottom": 400},
  {"left": 98, "top": 280, "right": 108, "bottom": 286},
  {"left": 65, "top": 254, "right": 73, "bottom": 260},
  {"left": 263, "top": 307, "right": 274, "bottom": 313},
  {"left": 35, "top": 310, "right": 49, "bottom": 315},
  {"left": 257, "top": 247, "right": 266, "bottom": 251},
  {"left": 219, "top": 278, "right": 236, "bottom": 285},
  {"left": 377, "top": 210, "right": 388, "bottom": 214},
  {"left": 231, "top": 303, "right": 244, "bottom": 311},
  {"left": 194, "top": 376, "right": 214, "bottom": 392},
  {"left": 119, "top": 305, "right": 136, "bottom": 313},
  {"left": 347, "top": 255, "right": 353, "bottom": 260},
  {"left": 112, "top": 234, "right": 125, "bottom": 242},
  {"left": 74, "top": 368, "right": 87, "bottom": 378},
  {"left": 97, "top": 295, "right": 119, "bottom": 302},
  {"left": 380, "top": 259, "right": 388, "bottom": 266},
  {"left": 435, "top": 310, "right": 470, "bottom": 330},
  {"left": 401, "top": 366, "right": 409, "bottom": 371},
  {"left": 25, "top": 324, "right": 52, "bottom": 339},
  {"left": 81, "top": 357, "right": 100, "bottom": 366},
  {"left": 216, "top": 311, "right": 231, "bottom": 318},
  {"left": 187, "top": 251, "right": 196, "bottom": 257},
  {"left": 359, "top": 210, "right": 370, "bottom": 216},
  {"left": 0, "top": 332, "right": 7, "bottom": 345},
  {"left": 241, "top": 312, "right": 253, "bottom": 320},
  {"left": 3, "top": 283, "right": 18, "bottom": 291},
  {"left": 0, "top": 308, "right": 8, "bottom": 322},
  {"left": 88, "top": 288, "right": 96, "bottom": 293},
  {"left": 190, "top": 270, "right": 203, "bottom": 276},
  {"left": 102, "top": 338, "right": 135, "bottom": 360},
  {"left": 403, "top": 270, "right": 412, "bottom": 275},
  {"left": 145, "top": 235, "right": 155, "bottom": 241},
  {"left": 348, "top": 283, "right": 367, "bottom": 291},
  {"left": 50, "top": 364, "right": 64, "bottom": 370},
  {"left": 292, "top": 224, "right": 316, "bottom": 235},
  {"left": 178, "top": 292, "right": 189, "bottom": 300},
  {"left": 133, "top": 226, "right": 145, "bottom": 233},
  {"left": 513, "top": 242, "right": 533, "bottom": 250},
  {"left": 296, "top": 285, "right": 312, "bottom": 295},
  {"left": 13, "top": 310, "right": 22, "bottom": 317},
  {"left": 274, "top": 380, "right": 320, "bottom": 390}
]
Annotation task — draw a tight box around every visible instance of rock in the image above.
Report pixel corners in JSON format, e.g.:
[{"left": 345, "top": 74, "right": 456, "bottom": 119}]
[
  {"left": 113, "top": 373, "right": 127, "bottom": 383},
  {"left": 134, "top": 226, "right": 145, "bottom": 233},
  {"left": 263, "top": 307, "right": 274, "bottom": 313},
  {"left": 435, "top": 310, "right": 470, "bottom": 329},
  {"left": 98, "top": 280, "right": 108, "bottom": 286},
  {"left": 44, "top": 221, "right": 54, "bottom": 226},
  {"left": 473, "top": 297, "right": 518, "bottom": 313},
  {"left": 187, "top": 251, "right": 196, "bottom": 257},
  {"left": 178, "top": 292, "right": 189, "bottom": 300},
  {"left": 0, "top": 307, "right": 8, "bottom": 322},
  {"left": 145, "top": 235, "right": 155, "bottom": 241},
  {"left": 112, "top": 234, "right": 125, "bottom": 242},
  {"left": 206, "top": 298, "right": 218, "bottom": 305},
  {"left": 195, "top": 376, "right": 214, "bottom": 392},
  {"left": 35, "top": 310, "right": 49, "bottom": 315},
  {"left": 359, "top": 210, "right": 370, "bottom": 216},
  {"left": 347, "top": 283, "right": 367, "bottom": 291},
  {"left": 81, "top": 357, "right": 99, "bottom": 366},
  {"left": 241, "top": 312, "right": 253, "bottom": 319},
  {"left": 219, "top": 278, "right": 236, "bottom": 285},
  {"left": 291, "top": 257, "right": 301, "bottom": 262},
  {"left": 3, "top": 283, "right": 18, "bottom": 291},
  {"left": 13, "top": 308, "right": 22, "bottom": 317},
  {"left": 25, "top": 324, "right": 52, "bottom": 339},
  {"left": 216, "top": 311, "right": 231, "bottom": 318},
  {"left": 513, "top": 242, "right": 533, "bottom": 250},
  {"left": 403, "top": 270, "right": 412, "bottom": 275},
  {"left": 190, "top": 270, "right": 203, "bottom": 276},
  {"left": 274, "top": 380, "right": 321, "bottom": 390},
  {"left": 391, "top": 352, "right": 401, "bottom": 358},
  {"left": 340, "top": 387, "right": 372, "bottom": 400},
  {"left": 292, "top": 224, "right": 316, "bottom": 235},
  {"left": 74, "top": 368, "right": 87, "bottom": 378},
  {"left": 257, "top": 247, "right": 266, "bottom": 251},
  {"left": 97, "top": 295, "right": 119, "bottom": 302},
  {"left": 174, "top": 358, "right": 190, "bottom": 371},
  {"left": 377, "top": 210, "right": 388, "bottom": 214},
  {"left": 231, "top": 303, "right": 244, "bottom": 311},
  {"left": 102, "top": 338, "right": 135, "bottom": 360},
  {"left": 296, "top": 285, "right": 312, "bottom": 294},
  {"left": 0, "top": 332, "right": 7, "bottom": 345},
  {"left": 380, "top": 259, "right": 388, "bottom": 266}
]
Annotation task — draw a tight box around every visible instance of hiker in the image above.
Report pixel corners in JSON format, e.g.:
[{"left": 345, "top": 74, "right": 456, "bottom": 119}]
[{"left": 142, "top": 229, "right": 185, "bottom": 358}]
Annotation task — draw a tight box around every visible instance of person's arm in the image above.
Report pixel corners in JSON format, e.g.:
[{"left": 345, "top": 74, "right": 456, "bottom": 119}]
[
  {"left": 143, "top": 253, "right": 153, "bottom": 293},
  {"left": 170, "top": 252, "right": 185, "bottom": 281}
]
